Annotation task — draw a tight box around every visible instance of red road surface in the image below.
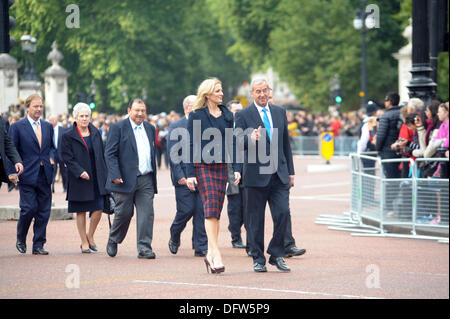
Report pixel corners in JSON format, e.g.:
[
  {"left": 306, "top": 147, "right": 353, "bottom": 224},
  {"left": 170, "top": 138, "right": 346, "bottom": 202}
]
[{"left": 0, "top": 157, "right": 448, "bottom": 299}]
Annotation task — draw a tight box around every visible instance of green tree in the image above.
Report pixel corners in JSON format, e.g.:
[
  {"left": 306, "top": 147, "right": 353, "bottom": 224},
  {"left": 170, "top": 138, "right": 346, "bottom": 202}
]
[
  {"left": 10, "top": 0, "right": 249, "bottom": 113},
  {"left": 210, "top": 0, "right": 406, "bottom": 112}
]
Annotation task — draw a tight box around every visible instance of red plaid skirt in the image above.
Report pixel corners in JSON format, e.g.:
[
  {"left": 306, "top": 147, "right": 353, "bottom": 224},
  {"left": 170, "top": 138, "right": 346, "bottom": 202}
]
[{"left": 195, "top": 163, "right": 228, "bottom": 219}]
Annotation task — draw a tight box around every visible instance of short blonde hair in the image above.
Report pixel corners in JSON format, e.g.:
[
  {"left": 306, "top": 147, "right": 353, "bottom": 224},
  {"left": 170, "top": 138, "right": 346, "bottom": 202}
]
[{"left": 193, "top": 78, "right": 222, "bottom": 111}]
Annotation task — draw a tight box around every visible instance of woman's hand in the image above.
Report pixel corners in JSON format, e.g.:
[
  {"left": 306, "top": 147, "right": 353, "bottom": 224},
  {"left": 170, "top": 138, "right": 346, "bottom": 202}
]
[
  {"left": 80, "top": 171, "right": 90, "bottom": 180},
  {"left": 233, "top": 172, "right": 241, "bottom": 186},
  {"left": 186, "top": 177, "right": 197, "bottom": 191}
]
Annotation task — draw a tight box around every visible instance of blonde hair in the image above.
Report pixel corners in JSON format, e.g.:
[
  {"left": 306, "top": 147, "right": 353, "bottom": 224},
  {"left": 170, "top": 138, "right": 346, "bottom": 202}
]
[{"left": 193, "top": 78, "right": 222, "bottom": 111}]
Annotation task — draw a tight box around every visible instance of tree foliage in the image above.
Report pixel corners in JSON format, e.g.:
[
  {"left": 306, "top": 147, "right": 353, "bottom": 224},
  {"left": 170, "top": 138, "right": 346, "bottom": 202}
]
[
  {"left": 211, "top": 0, "right": 407, "bottom": 111},
  {"left": 10, "top": 0, "right": 250, "bottom": 113}
]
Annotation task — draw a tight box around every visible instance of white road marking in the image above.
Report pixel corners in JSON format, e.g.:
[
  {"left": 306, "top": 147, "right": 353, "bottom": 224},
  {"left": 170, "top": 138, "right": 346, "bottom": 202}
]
[
  {"left": 404, "top": 272, "right": 448, "bottom": 277},
  {"left": 133, "top": 280, "right": 381, "bottom": 299},
  {"left": 301, "top": 182, "right": 350, "bottom": 189}
]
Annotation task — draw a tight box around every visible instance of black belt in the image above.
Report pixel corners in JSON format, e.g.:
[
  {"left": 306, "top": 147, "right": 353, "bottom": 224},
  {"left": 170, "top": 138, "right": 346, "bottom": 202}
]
[{"left": 137, "top": 172, "right": 153, "bottom": 177}]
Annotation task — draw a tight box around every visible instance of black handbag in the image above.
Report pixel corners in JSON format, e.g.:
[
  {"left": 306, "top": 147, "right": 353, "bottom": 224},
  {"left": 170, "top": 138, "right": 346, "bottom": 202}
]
[
  {"left": 103, "top": 194, "right": 115, "bottom": 215},
  {"left": 103, "top": 194, "right": 116, "bottom": 228}
]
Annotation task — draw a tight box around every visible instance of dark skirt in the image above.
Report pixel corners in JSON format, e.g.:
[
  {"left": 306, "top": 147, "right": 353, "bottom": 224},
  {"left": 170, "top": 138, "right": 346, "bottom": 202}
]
[
  {"left": 68, "top": 195, "right": 104, "bottom": 215},
  {"left": 195, "top": 163, "right": 227, "bottom": 219}
]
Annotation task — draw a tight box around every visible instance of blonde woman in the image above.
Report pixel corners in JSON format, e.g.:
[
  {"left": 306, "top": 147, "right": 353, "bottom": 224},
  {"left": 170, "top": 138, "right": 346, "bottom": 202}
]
[{"left": 186, "top": 78, "right": 241, "bottom": 274}]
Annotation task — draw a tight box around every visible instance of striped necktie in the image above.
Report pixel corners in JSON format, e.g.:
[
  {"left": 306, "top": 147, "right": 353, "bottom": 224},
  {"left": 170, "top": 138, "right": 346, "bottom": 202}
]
[{"left": 35, "top": 121, "right": 42, "bottom": 148}]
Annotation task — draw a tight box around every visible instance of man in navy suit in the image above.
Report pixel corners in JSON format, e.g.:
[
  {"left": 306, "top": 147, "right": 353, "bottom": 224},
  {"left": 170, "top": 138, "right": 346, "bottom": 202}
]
[
  {"left": 8, "top": 94, "right": 55, "bottom": 255},
  {"left": 235, "top": 78, "right": 295, "bottom": 272},
  {"left": 105, "top": 98, "right": 158, "bottom": 259},
  {"left": 167, "top": 95, "right": 207, "bottom": 257}
]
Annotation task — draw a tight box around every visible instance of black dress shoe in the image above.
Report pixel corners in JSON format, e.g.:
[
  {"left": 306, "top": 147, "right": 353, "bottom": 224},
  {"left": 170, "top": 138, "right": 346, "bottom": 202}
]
[
  {"left": 232, "top": 239, "right": 246, "bottom": 249},
  {"left": 168, "top": 239, "right": 180, "bottom": 255},
  {"left": 194, "top": 250, "right": 207, "bottom": 257},
  {"left": 253, "top": 262, "right": 267, "bottom": 273},
  {"left": 16, "top": 241, "right": 26, "bottom": 254},
  {"left": 285, "top": 246, "right": 306, "bottom": 258},
  {"left": 269, "top": 256, "right": 290, "bottom": 272},
  {"left": 106, "top": 240, "right": 117, "bottom": 257},
  {"left": 138, "top": 250, "right": 156, "bottom": 259},
  {"left": 32, "top": 247, "right": 49, "bottom": 255}
]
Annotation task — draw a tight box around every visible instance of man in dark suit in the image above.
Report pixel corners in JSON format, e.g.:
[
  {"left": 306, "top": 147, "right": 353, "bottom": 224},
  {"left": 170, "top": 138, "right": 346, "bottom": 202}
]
[
  {"left": 235, "top": 78, "right": 295, "bottom": 272},
  {"left": 105, "top": 98, "right": 158, "bottom": 259},
  {"left": 167, "top": 95, "right": 207, "bottom": 257},
  {"left": 48, "top": 115, "right": 68, "bottom": 192},
  {"left": 267, "top": 93, "right": 306, "bottom": 259},
  {"left": 0, "top": 117, "right": 23, "bottom": 189},
  {"left": 8, "top": 94, "right": 55, "bottom": 255}
]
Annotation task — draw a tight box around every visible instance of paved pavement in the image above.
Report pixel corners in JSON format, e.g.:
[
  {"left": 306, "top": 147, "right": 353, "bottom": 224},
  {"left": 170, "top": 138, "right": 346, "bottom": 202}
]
[{"left": 0, "top": 157, "right": 448, "bottom": 300}]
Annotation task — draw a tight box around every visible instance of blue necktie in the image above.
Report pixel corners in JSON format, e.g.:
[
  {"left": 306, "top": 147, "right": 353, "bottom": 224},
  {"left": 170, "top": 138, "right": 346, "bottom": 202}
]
[{"left": 262, "top": 108, "right": 272, "bottom": 140}]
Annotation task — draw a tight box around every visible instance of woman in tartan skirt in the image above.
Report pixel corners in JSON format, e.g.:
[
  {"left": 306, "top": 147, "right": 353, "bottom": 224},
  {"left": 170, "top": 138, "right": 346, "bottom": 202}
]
[{"left": 186, "top": 78, "right": 241, "bottom": 274}]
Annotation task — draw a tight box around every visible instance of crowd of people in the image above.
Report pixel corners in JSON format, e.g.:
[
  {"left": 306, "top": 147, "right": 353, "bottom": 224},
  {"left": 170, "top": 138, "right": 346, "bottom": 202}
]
[
  {"left": 0, "top": 78, "right": 307, "bottom": 275},
  {"left": 1, "top": 87, "right": 447, "bottom": 270},
  {"left": 356, "top": 92, "right": 449, "bottom": 225}
]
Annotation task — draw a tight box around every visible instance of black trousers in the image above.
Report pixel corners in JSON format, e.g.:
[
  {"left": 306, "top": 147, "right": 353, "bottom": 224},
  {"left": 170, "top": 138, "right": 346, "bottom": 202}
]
[
  {"left": 245, "top": 173, "right": 290, "bottom": 265},
  {"left": 17, "top": 166, "right": 52, "bottom": 250},
  {"left": 170, "top": 186, "right": 207, "bottom": 251},
  {"left": 226, "top": 190, "right": 250, "bottom": 245}
]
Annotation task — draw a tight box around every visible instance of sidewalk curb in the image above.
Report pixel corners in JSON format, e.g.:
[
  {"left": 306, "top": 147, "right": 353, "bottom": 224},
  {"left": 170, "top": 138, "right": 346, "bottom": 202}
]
[{"left": 0, "top": 206, "right": 73, "bottom": 221}]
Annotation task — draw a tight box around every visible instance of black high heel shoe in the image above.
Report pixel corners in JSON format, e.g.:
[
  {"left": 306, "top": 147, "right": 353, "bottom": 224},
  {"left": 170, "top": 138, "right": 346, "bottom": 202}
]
[
  {"left": 80, "top": 245, "right": 91, "bottom": 254},
  {"left": 86, "top": 234, "right": 98, "bottom": 252},
  {"left": 204, "top": 257, "right": 217, "bottom": 274},
  {"left": 212, "top": 257, "right": 225, "bottom": 274}
]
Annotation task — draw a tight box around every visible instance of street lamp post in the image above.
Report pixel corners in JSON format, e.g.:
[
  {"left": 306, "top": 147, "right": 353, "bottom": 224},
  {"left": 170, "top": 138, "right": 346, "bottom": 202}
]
[
  {"left": 20, "top": 33, "right": 38, "bottom": 81},
  {"left": 407, "top": 0, "right": 437, "bottom": 106},
  {"left": 353, "top": 0, "right": 376, "bottom": 110}
]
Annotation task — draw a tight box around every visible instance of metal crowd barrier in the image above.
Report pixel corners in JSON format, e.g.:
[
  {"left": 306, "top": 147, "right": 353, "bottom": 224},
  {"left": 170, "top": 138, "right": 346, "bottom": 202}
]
[
  {"left": 316, "top": 152, "right": 449, "bottom": 243},
  {"left": 291, "top": 136, "right": 358, "bottom": 156}
]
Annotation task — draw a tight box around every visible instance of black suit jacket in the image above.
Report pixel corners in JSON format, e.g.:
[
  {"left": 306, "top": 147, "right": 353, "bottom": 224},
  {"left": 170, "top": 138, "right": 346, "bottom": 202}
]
[
  {"left": 234, "top": 103, "right": 295, "bottom": 187},
  {"left": 104, "top": 118, "right": 157, "bottom": 194},
  {"left": 61, "top": 122, "right": 109, "bottom": 201},
  {"left": 168, "top": 116, "right": 189, "bottom": 186},
  {"left": 0, "top": 118, "right": 22, "bottom": 187},
  {"left": 54, "top": 125, "right": 69, "bottom": 163},
  {"left": 7, "top": 118, "right": 55, "bottom": 185}
]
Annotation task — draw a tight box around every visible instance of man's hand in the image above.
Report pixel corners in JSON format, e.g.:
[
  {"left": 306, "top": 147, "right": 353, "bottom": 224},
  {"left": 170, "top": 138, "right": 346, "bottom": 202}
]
[
  {"left": 289, "top": 175, "right": 295, "bottom": 187},
  {"left": 251, "top": 126, "right": 262, "bottom": 142},
  {"left": 50, "top": 158, "right": 55, "bottom": 165},
  {"left": 233, "top": 172, "right": 241, "bottom": 186},
  {"left": 186, "top": 177, "right": 197, "bottom": 191},
  {"left": 9, "top": 174, "right": 18, "bottom": 184},
  {"left": 178, "top": 177, "right": 187, "bottom": 186},
  {"left": 113, "top": 178, "right": 123, "bottom": 184},
  {"left": 80, "top": 171, "right": 90, "bottom": 180},
  {"left": 15, "top": 163, "right": 24, "bottom": 176}
]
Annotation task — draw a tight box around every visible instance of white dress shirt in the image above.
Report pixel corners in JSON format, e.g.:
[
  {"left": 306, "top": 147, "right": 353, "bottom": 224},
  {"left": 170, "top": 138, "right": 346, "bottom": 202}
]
[
  {"left": 254, "top": 102, "right": 273, "bottom": 129},
  {"left": 27, "top": 115, "right": 41, "bottom": 132},
  {"left": 129, "top": 118, "right": 152, "bottom": 175}
]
